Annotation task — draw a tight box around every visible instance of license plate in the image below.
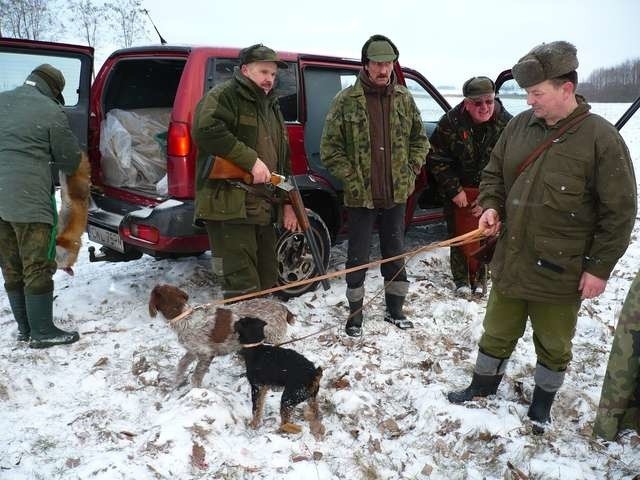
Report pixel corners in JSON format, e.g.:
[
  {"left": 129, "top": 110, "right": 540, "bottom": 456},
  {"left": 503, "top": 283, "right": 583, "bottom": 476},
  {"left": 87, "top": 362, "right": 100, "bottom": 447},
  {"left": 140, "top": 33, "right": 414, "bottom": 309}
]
[{"left": 87, "top": 225, "right": 125, "bottom": 253}]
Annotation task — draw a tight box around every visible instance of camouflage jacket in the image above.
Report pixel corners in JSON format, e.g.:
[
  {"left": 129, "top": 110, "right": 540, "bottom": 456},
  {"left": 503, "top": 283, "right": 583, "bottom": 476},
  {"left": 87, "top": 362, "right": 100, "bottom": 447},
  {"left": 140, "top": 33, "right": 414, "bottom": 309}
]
[
  {"left": 479, "top": 100, "right": 637, "bottom": 303},
  {"left": 429, "top": 99, "right": 511, "bottom": 200},
  {"left": 593, "top": 269, "right": 640, "bottom": 440},
  {"left": 320, "top": 75, "right": 429, "bottom": 208},
  {"left": 192, "top": 71, "right": 290, "bottom": 224},
  {"left": 0, "top": 78, "right": 81, "bottom": 225}
]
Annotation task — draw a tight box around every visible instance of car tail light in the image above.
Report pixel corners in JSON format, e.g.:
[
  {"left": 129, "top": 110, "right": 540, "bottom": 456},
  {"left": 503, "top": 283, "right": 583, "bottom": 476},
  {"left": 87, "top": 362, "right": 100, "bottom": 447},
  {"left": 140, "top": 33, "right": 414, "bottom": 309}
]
[
  {"left": 130, "top": 224, "right": 160, "bottom": 244},
  {"left": 167, "top": 122, "right": 191, "bottom": 157}
]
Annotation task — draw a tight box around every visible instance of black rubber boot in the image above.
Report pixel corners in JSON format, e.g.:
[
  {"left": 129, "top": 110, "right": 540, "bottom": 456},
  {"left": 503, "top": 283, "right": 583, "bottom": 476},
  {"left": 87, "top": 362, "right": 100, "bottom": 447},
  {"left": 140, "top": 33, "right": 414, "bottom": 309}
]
[
  {"left": 528, "top": 385, "right": 557, "bottom": 435},
  {"left": 345, "top": 300, "right": 363, "bottom": 337},
  {"left": 384, "top": 294, "right": 413, "bottom": 329},
  {"left": 7, "top": 289, "right": 30, "bottom": 342},
  {"left": 26, "top": 291, "right": 80, "bottom": 349},
  {"left": 447, "top": 372, "right": 503, "bottom": 404}
]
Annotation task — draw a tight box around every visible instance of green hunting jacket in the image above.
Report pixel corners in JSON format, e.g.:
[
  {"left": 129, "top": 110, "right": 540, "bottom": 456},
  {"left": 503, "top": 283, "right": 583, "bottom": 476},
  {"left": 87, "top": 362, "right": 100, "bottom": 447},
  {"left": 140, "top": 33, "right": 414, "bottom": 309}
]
[
  {"left": 593, "top": 269, "right": 640, "bottom": 441},
  {"left": 0, "top": 78, "right": 81, "bottom": 225},
  {"left": 320, "top": 75, "right": 429, "bottom": 208},
  {"left": 192, "top": 71, "right": 290, "bottom": 223},
  {"left": 479, "top": 100, "right": 637, "bottom": 304},
  {"left": 430, "top": 99, "right": 512, "bottom": 200}
]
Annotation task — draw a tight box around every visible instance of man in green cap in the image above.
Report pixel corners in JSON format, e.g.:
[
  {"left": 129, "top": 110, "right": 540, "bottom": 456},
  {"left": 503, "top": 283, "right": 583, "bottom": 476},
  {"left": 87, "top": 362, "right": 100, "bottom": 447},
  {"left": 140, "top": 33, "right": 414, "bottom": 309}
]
[
  {"left": 321, "top": 34, "right": 429, "bottom": 336},
  {"left": 192, "top": 44, "right": 298, "bottom": 299},
  {"left": 447, "top": 41, "right": 637, "bottom": 434},
  {"left": 0, "top": 64, "right": 82, "bottom": 348},
  {"left": 429, "top": 76, "right": 512, "bottom": 295}
]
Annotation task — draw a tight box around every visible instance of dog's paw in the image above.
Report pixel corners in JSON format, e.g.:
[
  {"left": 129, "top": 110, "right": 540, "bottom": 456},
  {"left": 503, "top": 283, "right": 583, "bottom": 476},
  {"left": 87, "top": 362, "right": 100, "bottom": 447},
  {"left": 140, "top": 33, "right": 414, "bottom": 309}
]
[
  {"left": 309, "top": 420, "right": 326, "bottom": 441},
  {"left": 249, "top": 419, "right": 261, "bottom": 430},
  {"left": 279, "top": 422, "right": 303, "bottom": 435}
]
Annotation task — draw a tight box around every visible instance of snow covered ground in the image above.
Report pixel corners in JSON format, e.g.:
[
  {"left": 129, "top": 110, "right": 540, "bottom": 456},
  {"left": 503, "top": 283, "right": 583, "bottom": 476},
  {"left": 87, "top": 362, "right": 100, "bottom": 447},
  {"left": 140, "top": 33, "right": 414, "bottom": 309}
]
[{"left": 1, "top": 103, "right": 639, "bottom": 480}]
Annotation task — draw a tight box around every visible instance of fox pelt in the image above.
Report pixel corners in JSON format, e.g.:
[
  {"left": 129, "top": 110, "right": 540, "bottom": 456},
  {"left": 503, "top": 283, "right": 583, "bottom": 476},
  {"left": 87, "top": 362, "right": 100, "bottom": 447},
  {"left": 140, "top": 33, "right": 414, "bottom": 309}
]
[{"left": 56, "top": 152, "right": 91, "bottom": 272}]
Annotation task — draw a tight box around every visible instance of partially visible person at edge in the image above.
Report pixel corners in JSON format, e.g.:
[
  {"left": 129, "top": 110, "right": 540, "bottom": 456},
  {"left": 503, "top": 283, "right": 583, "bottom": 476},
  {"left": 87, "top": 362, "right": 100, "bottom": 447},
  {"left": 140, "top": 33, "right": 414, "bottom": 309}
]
[
  {"left": 446, "top": 41, "right": 637, "bottom": 434},
  {"left": 429, "top": 76, "right": 512, "bottom": 295},
  {"left": 0, "top": 64, "right": 82, "bottom": 348},
  {"left": 320, "top": 34, "right": 429, "bottom": 337},
  {"left": 192, "top": 44, "right": 299, "bottom": 299},
  {"left": 593, "top": 269, "right": 640, "bottom": 441}
]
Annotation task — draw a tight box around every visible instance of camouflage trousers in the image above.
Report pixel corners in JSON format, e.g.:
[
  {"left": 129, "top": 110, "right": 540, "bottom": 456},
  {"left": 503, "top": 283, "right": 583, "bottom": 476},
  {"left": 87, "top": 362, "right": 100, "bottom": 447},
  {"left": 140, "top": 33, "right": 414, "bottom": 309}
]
[
  {"left": 479, "top": 287, "right": 580, "bottom": 371},
  {"left": 205, "top": 220, "right": 278, "bottom": 300},
  {"left": 0, "top": 218, "right": 56, "bottom": 294},
  {"left": 593, "top": 269, "right": 640, "bottom": 440}
]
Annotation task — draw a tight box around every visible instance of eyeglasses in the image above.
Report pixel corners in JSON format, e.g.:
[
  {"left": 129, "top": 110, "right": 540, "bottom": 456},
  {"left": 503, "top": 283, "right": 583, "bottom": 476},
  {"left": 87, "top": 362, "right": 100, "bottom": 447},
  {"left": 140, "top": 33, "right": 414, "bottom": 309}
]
[{"left": 469, "top": 99, "right": 495, "bottom": 107}]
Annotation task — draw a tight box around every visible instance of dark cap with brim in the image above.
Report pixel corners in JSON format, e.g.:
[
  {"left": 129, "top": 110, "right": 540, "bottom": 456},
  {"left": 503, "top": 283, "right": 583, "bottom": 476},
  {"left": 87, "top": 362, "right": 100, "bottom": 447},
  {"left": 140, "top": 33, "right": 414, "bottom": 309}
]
[
  {"left": 462, "top": 76, "right": 495, "bottom": 99},
  {"left": 239, "top": 44, "right": 288, "bottom": 69},
  {"left": 365, "top": 40, "right": 398, "bottom": 62},
  {"left": 30, "top": 63, "right": 66, "bottom": 105}
]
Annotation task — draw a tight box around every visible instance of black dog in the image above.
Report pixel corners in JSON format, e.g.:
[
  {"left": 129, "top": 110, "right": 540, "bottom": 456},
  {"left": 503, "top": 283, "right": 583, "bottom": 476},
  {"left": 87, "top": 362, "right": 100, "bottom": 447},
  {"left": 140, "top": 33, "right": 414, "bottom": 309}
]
[{"left": 234, "top": 316, "right": 324, "bottom": 437}]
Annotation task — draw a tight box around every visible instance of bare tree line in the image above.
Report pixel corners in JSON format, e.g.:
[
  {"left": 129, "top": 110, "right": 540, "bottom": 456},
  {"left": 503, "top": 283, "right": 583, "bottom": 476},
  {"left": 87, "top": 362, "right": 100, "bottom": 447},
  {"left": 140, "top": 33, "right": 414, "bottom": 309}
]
[
  {"left": 0, "top": 0, "right": 150, "bottom": 49},
  {"left": 579, "top": 58, "right": 640, "bottom": 102}
]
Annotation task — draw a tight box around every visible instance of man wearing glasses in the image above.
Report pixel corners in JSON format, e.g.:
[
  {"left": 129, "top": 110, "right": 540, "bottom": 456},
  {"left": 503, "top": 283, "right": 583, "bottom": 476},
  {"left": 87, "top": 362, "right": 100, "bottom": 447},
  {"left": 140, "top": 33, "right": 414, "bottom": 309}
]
[{"left": 429, "top": 76, "right": 512, "bottom": 295}]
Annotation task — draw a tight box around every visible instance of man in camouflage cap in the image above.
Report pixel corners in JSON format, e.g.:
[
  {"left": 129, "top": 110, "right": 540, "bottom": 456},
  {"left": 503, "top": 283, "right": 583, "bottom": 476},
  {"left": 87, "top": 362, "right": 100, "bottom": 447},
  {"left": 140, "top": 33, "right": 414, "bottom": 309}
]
[
  {"left": 429, "top": 76, "right": 511, "bottom": 295},
  {"left": 0, "top": 64, "right": 82, "bottom": 348},
  {"left": 447, "top": 41, "right": 637, "bottom": 434},
  {"left": 192, "top": 44, "right": 298, "bottom": 299},
  {"left": 321, "top": 34, "right": 429, "bottom": 336},
  {"left": 594, "top": 269, "right": 640, "bottom": 441}
]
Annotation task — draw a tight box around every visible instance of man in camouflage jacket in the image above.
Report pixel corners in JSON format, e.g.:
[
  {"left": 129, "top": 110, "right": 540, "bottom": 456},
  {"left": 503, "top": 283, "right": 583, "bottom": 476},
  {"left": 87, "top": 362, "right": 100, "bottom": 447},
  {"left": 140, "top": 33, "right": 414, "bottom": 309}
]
[
  {"left": 192, "top": 44, "right": 298, "bottom": 299},
  {"left": 320, "top": 34, "right": 429, "bottom": 336},
  {"left": 448, "top": 41, "right": 637, "bottom": 434},
  {"left": 430, "top": 76, "right": 512, "bottom": 293},
  {"left": 594, "top": 269, "right": 640, "bottom": 441},
  {"left": 0, "top": 64, "right": 82, "bottom": 348}
]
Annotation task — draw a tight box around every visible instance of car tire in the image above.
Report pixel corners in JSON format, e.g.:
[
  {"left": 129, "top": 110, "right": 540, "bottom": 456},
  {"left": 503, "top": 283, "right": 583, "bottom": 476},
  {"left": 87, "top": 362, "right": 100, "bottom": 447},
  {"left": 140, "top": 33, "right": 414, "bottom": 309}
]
[{"left": 276, "top": 210, "right": 331, "bottom": 298}]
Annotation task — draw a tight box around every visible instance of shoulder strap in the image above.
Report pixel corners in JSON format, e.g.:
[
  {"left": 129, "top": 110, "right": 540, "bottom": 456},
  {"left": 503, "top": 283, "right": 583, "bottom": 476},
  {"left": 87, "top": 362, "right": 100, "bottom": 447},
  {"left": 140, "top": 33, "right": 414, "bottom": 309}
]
[{"left": 516, "top": 111, "right": 591, "bottom": 176}]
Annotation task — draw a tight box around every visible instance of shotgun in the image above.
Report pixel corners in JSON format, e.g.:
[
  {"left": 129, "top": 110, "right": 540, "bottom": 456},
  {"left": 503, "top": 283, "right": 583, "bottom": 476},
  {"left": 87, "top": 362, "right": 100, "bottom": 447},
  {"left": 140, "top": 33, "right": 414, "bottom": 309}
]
[{"left": 208, "top": 156, "right": 330, "bottom": 291}]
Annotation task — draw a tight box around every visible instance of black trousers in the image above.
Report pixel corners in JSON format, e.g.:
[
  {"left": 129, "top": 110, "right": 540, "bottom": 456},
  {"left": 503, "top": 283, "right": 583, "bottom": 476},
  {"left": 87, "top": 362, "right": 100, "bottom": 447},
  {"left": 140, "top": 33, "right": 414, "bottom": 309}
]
[{"left": 345, "top": 204, "right": 408, "bottom": 297}]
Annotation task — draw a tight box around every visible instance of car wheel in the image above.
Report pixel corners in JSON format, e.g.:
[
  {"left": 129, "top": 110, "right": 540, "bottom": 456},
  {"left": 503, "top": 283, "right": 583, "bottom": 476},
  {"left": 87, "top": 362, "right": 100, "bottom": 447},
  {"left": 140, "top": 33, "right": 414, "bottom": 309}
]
[{"left": 276, "top": 210, "right": 331, "bottom": 298}]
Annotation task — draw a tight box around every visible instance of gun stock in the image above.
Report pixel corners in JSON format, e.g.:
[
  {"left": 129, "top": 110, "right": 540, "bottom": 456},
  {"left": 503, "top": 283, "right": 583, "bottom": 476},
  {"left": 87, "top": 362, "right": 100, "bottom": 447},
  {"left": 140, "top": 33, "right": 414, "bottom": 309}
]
[{"left": 208, "top": 156, "right": 254, "bottom": 184}]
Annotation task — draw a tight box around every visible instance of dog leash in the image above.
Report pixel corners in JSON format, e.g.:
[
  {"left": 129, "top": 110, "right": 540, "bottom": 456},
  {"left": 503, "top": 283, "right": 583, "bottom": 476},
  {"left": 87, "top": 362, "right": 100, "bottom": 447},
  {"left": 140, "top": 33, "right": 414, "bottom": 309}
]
[{"left": 169, "top": 228, "right": 490, "bottom": 341}]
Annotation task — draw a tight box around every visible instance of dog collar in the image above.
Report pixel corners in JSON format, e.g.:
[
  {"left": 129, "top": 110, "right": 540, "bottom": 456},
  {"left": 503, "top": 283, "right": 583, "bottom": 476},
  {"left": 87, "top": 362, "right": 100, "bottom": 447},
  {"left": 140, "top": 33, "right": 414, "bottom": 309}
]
[{"left": 241, "top": 341, "right": 265, "bottom": 348}]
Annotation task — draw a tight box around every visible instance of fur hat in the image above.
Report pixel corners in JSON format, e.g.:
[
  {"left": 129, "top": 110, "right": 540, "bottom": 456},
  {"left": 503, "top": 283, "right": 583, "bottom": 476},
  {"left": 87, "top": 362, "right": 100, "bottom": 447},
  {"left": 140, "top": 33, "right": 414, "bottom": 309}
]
[
  {"left": 512, "top": 41, "right": 578, "bottom": 88},
  {"left": 361, "top": 34, "right": 399, "bottom": 65}
]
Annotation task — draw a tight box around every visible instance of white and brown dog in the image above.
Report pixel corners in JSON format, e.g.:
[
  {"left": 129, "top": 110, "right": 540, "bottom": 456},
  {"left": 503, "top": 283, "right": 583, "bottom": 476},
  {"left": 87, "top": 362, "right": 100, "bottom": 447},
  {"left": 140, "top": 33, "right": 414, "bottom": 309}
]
[{"left": 148, "top": 284, "right": 295, "bottom": 388}]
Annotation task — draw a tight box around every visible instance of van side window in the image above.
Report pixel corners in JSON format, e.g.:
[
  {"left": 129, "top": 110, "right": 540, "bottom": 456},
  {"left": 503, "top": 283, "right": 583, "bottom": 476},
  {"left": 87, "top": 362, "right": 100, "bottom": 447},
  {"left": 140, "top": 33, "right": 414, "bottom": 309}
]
[
  {"left": 404, "top": 76, "right": 446, "bottom": 138},
  {"left": 302, "top": 67, "right": 358, "bottom": 184},
  {"left": 0, "top": 51, "right": 82, "bottom": 106},
  {"left": 207, "top": 58, "right": 298, "bottom": 122},
  {"left": 496, "top": 78, "right": 528, "bottom": 116}
]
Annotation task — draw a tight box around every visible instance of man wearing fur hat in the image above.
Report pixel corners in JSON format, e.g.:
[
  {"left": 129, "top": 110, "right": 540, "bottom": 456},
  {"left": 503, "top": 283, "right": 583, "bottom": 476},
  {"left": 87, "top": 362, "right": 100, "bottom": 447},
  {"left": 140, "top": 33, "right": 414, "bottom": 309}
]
[
  {"left": 321, "top": 34, "right": 429, "bottom": 336},
  {"left": 0, "top": 64, "right": 82, "bottom": 348},
  {"left": 447, "top": 41, "right": 637, "bottom": 433},
  {"left": 430, "top": 76, "right": 512, "bottom": 295}
]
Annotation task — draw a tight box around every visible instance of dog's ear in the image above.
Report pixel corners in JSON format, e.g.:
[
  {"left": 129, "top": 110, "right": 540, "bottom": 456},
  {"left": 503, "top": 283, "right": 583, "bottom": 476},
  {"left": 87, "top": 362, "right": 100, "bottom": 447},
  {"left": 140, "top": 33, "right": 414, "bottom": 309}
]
[{"left": 148, "top": 286, "right": 160, "bottom": 317}]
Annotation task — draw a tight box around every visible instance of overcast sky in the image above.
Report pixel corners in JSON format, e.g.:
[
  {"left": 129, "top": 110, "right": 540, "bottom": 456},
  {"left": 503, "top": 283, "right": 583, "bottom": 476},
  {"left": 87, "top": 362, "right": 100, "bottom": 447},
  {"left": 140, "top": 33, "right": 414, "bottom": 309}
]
[{"left": 94, "top": 0, "right": 639, "bottom": 88}]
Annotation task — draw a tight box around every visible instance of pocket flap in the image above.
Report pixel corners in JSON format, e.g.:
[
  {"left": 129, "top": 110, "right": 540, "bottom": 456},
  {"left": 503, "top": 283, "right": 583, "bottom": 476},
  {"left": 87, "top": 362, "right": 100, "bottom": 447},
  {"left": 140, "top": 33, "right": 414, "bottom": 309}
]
[
  {"left": 543, "top": 172, "right": 583, "bottom": 195},
  {"left": 534, "top": 235, "right": 585, "bottom": 257}
]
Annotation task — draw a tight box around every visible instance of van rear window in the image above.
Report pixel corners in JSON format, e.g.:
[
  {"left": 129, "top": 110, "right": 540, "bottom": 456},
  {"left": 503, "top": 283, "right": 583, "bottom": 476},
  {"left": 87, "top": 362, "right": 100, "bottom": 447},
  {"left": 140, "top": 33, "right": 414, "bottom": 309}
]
[
  {"left": 205, "top": 58, "right": 298, "bottom": 122},
  {"left": 103, "top": 58, "right": 186, "bottom": 111}
]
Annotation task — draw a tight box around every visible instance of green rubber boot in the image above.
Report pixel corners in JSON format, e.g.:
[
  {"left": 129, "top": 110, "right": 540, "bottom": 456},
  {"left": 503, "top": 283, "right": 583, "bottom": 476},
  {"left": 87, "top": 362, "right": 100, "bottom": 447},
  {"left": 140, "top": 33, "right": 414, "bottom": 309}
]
[
  {"left": 7, "top": 289, "right": 30, "bottom": 342},
  {"left": 26, "top": 291, "right": 79, "bottom": 349}
]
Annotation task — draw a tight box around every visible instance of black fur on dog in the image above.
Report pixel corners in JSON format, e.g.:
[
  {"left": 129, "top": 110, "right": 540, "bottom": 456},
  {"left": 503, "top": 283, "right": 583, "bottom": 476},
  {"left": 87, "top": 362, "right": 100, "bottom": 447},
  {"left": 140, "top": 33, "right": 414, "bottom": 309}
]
[{"left": 235, "top": 316, "right": 323, "bottom": 435}]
